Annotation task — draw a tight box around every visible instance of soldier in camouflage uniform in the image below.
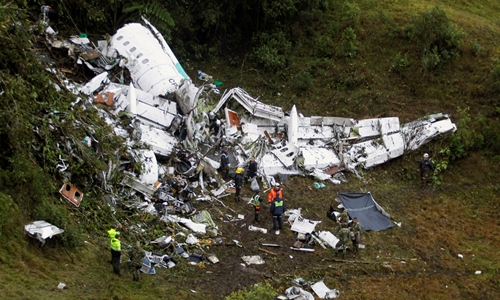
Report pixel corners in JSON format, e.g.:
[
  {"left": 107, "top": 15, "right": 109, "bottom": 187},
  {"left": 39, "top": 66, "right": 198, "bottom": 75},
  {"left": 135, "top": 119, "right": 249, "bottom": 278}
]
[
  {"left": 350, "top": 217, "right": 362, "bottom": 257},
  {"left": 336, "top": 223, "right": 351, "bottom": 259},
  {"left": 128, "top": 241, "right": 145, "bottom": 281},
  {"left": 338, "top": 211, "right": 349, "bottom": 225},
  {"left": 334, "top": 211, "right": 349, "bottom": 236}
]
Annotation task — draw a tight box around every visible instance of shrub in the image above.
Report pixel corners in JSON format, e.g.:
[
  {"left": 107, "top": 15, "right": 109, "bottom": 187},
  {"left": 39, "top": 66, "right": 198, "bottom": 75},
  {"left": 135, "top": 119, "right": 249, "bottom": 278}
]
[
  {"left": 488, "top": 63, "right": 500, "bottom": 94},
  {"left": 340, "top": 27, "right": 357, "bottom": 58},
  {"left": 341, "top": 1, "right": 360, "bottom": 28},
  {"left": 315, "top": 35, "right": 334, "bottom": 57},
  {"left": 404, "top": 5, "right": 465, "bottom": 70},
  {"left": 292, "top": 71, "right": 314, "bottom": 94},
  {"left": 471, "top": 39, "right": 481, "bottom": 56},
  {"left": 439, "top": 107, "right": 485, "bottom": 161},
  {"left": 251, "top": 31, "right": 292, "bottom": 71},
  {"left": 390, "top": 53, "right": 409, "bottom": 76},
  {"left": 225, "top": 282, "right": 279, "bottom": 300}
]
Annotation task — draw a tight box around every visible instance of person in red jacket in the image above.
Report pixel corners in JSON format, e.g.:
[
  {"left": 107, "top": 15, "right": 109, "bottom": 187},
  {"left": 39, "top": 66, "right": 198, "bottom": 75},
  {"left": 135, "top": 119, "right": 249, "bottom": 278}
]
[{"left": 267, "top": 183, "right": 283, "bottom": 203}]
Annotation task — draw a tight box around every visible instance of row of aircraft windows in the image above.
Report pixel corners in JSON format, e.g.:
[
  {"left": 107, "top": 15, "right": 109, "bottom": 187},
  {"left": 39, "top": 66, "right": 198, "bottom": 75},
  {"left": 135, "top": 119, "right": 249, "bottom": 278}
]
[{"left": 116, "top": 35, "right": 149, "bottom": 64}]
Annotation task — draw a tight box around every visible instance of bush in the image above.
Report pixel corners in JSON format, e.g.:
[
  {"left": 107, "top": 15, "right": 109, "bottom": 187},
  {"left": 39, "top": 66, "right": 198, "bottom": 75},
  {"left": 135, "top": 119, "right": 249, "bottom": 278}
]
[
  {"left": 251, "top": 31, "right": 292, "bottom": 71},
  {"left": 404, "top": 5, "right": 465, "bottom": 70},
  {"left": 225, "top": 282, "right": 279, "bottom": 300},
  {"left": 315, "top": 35, "right": 334, "bottom": 57},
  {"left": 292, "top": 71, "right": 314, "bottom": 94},
  {"left": 487, "top": 63, "right": 500, "bottom": 94},
  {"left": 340, "top": 27, "right": 357, "bottom": 58},
  {"left": 390, "top": 53, "right": 409, "bottom": 76},
  {"left": 341, "top": 1, "right": 360, "bottom": 28},
  {"left": 0, "top": 193, "right": 21, "bottom": 242},
  {"left": 471, "top": 39, "right": 481, "bottom": 56}
]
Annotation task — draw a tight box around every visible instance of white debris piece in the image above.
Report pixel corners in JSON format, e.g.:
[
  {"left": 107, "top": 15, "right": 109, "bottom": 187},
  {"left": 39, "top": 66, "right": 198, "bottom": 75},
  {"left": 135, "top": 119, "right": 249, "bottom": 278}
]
[
  {"left": 285, "top": 286, "right": 314, "bottom": 300},
  {"left": 248, "top": 225, "right": 267, "bottom": 234},
  {"left": 161, "top": 215, "right": 207, "bottom": 234},
  {"left": 138, "top": 123, "right": 177, "bottom": 156},
  {"left": 215, "top": 87, "right": 284, "bottom": 121},
  {"left": 186, "top": 234, "right": 199, "bottom": 245},
  {"left": 402, "top": 113, "right": 457, "bottom": 150},
  {"left": 242, "top": 255, "right": 265, "bottom": 265},
  {"left": 136, "top": 149, "right": 158, "bottom": 185},
  {"left": 311, "top": 281, "right": 339, "bottom": 299},
  {"left": 301, "top": 148, "right": 340, "bottom": 171},
  {"left": 79, "top": 72, "right": 109, "bottom": 95},
  {"left": 24, "top": 221, "right": 64, "bottom": 245},
  {"left": 290, "top": 215, "right": 321, "bottom": 234},
  {"left": 57, "top": 282, "right": 66, "bottom": 290},
  {"left": 318, "top": 231, "right": 340, "bottom": 249}
]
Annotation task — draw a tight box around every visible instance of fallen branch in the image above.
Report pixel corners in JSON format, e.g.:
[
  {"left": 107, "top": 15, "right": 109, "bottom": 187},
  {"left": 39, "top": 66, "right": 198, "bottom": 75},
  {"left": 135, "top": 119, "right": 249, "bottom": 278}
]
[
  {"left": 259, "top": 248, "right": 277, "bottom": 256},
  {"left": 326, "top": 258, "right": 372, "bottom": 264}
]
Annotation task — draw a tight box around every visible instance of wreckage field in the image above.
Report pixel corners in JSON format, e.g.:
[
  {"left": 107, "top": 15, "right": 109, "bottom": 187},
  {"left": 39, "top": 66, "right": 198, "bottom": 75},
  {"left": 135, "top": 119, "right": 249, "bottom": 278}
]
[{"left": 1, "top": 1, "right": 500, "bottom": 299}]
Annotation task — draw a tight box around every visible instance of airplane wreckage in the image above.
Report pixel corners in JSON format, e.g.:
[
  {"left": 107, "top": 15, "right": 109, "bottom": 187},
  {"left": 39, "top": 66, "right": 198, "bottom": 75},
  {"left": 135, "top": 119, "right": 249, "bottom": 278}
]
[
  {"left": 32, "top": 18, "right": 456, "bottom": 251},
  {"left": 36, "top": 17, "right": 456, "bottom": 215}
]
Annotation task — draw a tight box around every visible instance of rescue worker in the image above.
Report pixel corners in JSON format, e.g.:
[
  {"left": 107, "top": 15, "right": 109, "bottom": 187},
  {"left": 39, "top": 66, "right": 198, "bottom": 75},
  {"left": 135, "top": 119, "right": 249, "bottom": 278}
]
[
  {"left": 246, "top": 156, "right": 258, "bottom": 181},
  {"left": 270, "top": 196, "right": 286, "bottom": 235},
  {"left": 107, "top": 227, "right": 119, "bottom": 263},
  {"left": 235, "top": 167, "right": 244, "bottom": 202},
  {"left": 252, "top": 189, "right": 262, "bottom": 223},
  {"left": 220, "top": 148, "right": 229, "bottom": 180},
  {"left": 418, "top": 153, "right": 434, "bottom": 188},
  {"left": 208, "top": 111, "right": 221, "bottom": 136},
  {"left": 350, "top": 217, "right": 362, "bottom": 257},
  {"left": 338, "top": 211, "right": 349, "bottom": 226},
  {"left": 128, "top": 241, "right": 145, "bottom": 281},
  {"left": 267, "top": 182, "right": 283, "bottom": 203},
  {"left": 109, "top": 230, "right": 122, "bottom": 275},
  {"left": 337, "top": 223, "right": 350, "bottom": 259}
]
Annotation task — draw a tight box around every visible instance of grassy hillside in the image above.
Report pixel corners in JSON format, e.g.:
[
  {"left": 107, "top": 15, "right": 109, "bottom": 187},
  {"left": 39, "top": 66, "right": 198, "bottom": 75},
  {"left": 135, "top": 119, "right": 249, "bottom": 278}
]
[{"left": 1, "top": 0, "right": 499, "bottom": 299}]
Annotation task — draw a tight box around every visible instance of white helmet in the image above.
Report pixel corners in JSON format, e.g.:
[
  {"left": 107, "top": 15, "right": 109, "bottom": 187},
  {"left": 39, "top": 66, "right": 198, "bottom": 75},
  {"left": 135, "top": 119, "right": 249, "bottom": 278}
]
[
  {"left": 208, "top": 112, "right": 215, "bottom": 119},
  {"left": 423, "top": 153, "right": 429, "bottom": 158},
  {"left": 275, "top": 183, "right": 281, "bottom": 188}
]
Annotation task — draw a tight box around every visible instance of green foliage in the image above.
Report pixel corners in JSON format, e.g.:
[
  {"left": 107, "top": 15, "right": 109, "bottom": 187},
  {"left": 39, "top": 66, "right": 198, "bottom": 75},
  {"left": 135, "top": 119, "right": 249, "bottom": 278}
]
[
  {"left": 341, "top": 1, "right": 360, "bottom": 28},
  {"left": 404, "top": 6, "right": 465, "bottom": 71},
  {"left": 292, "top": 71, "right": 314, "bottom": 94},
  {"left": 251, "top": 31, "right": 292, "bottom": 71},
  {"left": 438, "top": 107, "right": 489, "bottom": 162},
  {"left": 487, "top": 63, "right": 500, "bottom": 94},
  {"left": 471, "top": 39, "right": 481, "bottom": 56},
  {"left": 0, "top": 193, "right": 21, "bottom": 241},
  {"left": 334, "top": 68, "right": 365, "bottom": 91},
  {"left": 430, "top": 159, "right": 448, "bottom": 186},
  {"left": 225, "top": 282, "right": 279, "bottom": 300},
  {"left": 390, "top": 53, "right": 409, "bottom": 76},
  {"left": 340, "top": 27, "right": 357, "bottom": 58},
  {"left": 315, "top": 35, "right": 334, "bottom": 57}
]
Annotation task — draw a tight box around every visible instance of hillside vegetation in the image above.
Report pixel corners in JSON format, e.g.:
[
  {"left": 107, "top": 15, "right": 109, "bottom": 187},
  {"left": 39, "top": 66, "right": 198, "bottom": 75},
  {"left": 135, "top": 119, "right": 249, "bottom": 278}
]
[{"left": 1, "top": 0, "right": 499, "bottom": 299}]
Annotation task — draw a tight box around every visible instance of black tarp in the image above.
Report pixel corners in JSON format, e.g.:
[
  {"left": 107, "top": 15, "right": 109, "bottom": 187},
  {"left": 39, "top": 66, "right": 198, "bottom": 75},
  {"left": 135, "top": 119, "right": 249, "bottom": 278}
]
[{"left": 338, "top": 192, "right": 394, "bottom": 232}]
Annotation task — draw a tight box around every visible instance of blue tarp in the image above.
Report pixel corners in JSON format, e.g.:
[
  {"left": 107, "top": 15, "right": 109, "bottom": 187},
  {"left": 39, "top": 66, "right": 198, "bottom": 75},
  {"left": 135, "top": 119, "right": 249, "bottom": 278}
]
[{"left": 338, "top": 192, "right": 394, "bottom": 232}]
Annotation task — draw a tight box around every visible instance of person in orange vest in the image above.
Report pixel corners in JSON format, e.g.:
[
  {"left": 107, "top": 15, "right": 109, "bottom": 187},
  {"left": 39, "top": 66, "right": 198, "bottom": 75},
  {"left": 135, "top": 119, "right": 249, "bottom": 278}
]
[{"left": 267, "top": 182, "right": 283, "bottom": 203}]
